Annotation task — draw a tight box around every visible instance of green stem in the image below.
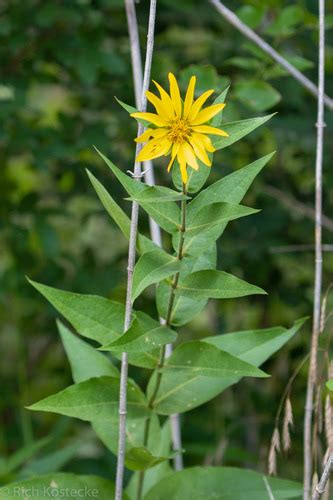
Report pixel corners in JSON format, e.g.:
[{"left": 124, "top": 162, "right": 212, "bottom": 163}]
[{"left": 136, "top": 183, "right": 187, "bottom": 500}]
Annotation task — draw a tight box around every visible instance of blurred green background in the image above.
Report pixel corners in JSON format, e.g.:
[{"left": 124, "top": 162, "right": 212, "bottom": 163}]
[{"left": 1, "top": 0, "right": 333, "bottom": 487}]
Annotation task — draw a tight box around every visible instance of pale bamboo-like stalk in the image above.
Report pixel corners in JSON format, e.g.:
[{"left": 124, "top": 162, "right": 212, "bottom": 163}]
[
  {"left": 303, "top": 1, "right": 326, "bottom": 499},
  {"left": 115, "top": 2, "right": 157, "bottom": 499},
  {"left": 208, "top": 0, "right": 333, "bottom": 111},
  {"left": 124, "top": 0, "right": 183, "bottom": 470},
  {"left": 313, "top": 454, "right": 333, "bottom": 500},
  {"left": 124, "top": 0, "right": 162, "bottom": 246}
]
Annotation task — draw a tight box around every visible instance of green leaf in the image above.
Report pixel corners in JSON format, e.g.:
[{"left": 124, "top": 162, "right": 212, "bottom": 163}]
[
  {"left": 234, "top": 80, "right": 281, "bottom": 112},
  {"left": 57, "top": 320, "right": 119, "bottom": 382},
  {"left": 157, "top": 247, "right": 216, "bottom": 326},
  {"left": 0, "top": 473, "right": 118, "bottom": 500},
  {"left": 175, "top": 154, "right": 274, "bottom": 257},
  {"left": 179, "top": 65, "right": 221, "bottom": 94},
  {"left": 99, "top": 317, "right": 177, "bottom": 353},
  {"left": 144, "top": 466, "right": 302, "bottom": 500},
  {"left": 150, "top": 320, "right": 303, "bottom": 415},
  {"left": 172, "top": 158, "right": 211, "bottom": 194},
  {"left": 28, "top": 279, "right": 124, "bottom": 345},
  {"left": 126, "top": 421, "right": 172, "bottom": 498},
  {"left": 264, "top": 55, "right": 314, "bottom": 80},
  {"left": 93, "top": 413, "right": 162, "bottom": 457},
  {"left": 87, "top": 169, "right": 130, "bottom": 237},
  {"left": 126, "top": 352, "right": 160, "bottom": 369},
  {"left": 189, "top": 153, "right": 274, "bottom": 214},
  {"left": 132, "top": 250, "right": 181, "bottom": 302},
  {"left": 326, "top": 380, "right": 333, "bottom": 391},
  {"left": 175, "top": 201, "right": 259, "bottom": 255},
  {"left": 115, "top": 97, "right": 149, "bottom": 126},
  {"left": 124, "top": 309, "right": 170, "bottom": 366},
  {"left": 126, "top": 185, "right": 190, "bottom": 203},
  {"left": 125, "top": 447, "right": 171, "bottom": 471},
  {"left": 213, "top": 114, "right": 275, "bottom": 150},
  {"left": 157, "top": 283, "right": 207, "bottom": 327},
  {"left": 226, "top": 57, "right": 261, "bottom": 71},
  {"left": 265, "top": 5, "right": 304, "bottom": 37},
  {"left": 160, "top": 341, "right": 268, "bottom": 379},
  {"left": 28, "top": 376, "right": 150, "bottom": 421},
  {"left": 96, "top": 148, "right": 181, "bottom": 233},
  {"left": 210, "top": 86, "right": 229, "bottom": 127},
  {"left": 237, "top": 5, "right": 266, "bottom": 29},
  {"left": 204, "top": 317, "right": 308, "bottom": 366},
  {"left": 184, "top": 202, "right": 258, "bottom": 237},
  {"left": 87, "top": 169, "right": 157, "bottom": 254},
  {"left": 95, "top": 147, "right": 146, "bottom": 197},
  {"left": 140, "top": 200, "right": 181, "bottom": 234},
  {"left": 176, "top": 269, "right": 266, "bottom": 299}
]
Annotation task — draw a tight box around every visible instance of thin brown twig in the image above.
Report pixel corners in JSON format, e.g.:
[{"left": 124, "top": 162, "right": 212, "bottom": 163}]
[
  {"left": 115, "top": 2, "right": 157, "bottom": 499},
  {"left": 269, "top": 245, "right": 333, "bottom": 254},
  {"left": 304, "top": 1, "right": 326, "bottom": 498},
  {"left": 263, "top": 186, "right": 333, "bottom": 233},
  {"left": 208, "top": 0, "right": 333, "bottom": 111},
  {"left": 313, "top": 454, "right": 333, "bottom": 500}
]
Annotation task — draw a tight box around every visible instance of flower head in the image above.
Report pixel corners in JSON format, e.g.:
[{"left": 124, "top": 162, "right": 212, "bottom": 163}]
[{"left": 131, "top": 73, "right": 229, "bottom": 184}]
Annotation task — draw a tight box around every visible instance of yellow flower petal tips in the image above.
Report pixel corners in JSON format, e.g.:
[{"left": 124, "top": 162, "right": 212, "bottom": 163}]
[{"left": 131, "top": 73, "right": 229, "bottom": 184}]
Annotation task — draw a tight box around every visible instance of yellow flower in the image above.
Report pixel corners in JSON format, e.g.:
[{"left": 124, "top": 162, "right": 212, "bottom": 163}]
[{"left": 131, "top": 73, "right": 229, "bottom": 184}]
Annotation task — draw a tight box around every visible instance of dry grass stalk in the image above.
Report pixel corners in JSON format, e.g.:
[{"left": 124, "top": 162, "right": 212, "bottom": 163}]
[
  {"left": 268, "top": 427, "right": 281, "bottom": 475},
  {"left": 303, "top": 0, "right": 326, "bottom": 495},
  {"left": 283, "top": 396, "right": 294, "bottom": 451},
  {"left": 325, "top": 395, "right": 333, "bottom": 452}
]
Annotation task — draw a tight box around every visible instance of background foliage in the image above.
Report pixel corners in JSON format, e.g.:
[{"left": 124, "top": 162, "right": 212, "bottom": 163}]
[{"left": 1, "top": 0, "right": 333, "bottom": 487}]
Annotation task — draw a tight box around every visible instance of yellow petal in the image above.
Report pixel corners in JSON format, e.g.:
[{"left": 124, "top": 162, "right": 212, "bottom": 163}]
[
  {"left": 177, "top": 145, "right": 188, "bottom": 183},
  {"left": 191, "top": 124, "right": 229, "bottom": 137},
  {"left": 166, "top": 143, "right": 180, "bottom": 172},
  {"left": 183, "top": 76, "right": 196, "bottom": 119},
  {"left": 187, "top": 89, "right": 214, "bottom": 122},
  {"left": 182, "top": 142, "right": 199, "bottom": 170},
  {"left": 191, "top": 103, "right": 226, "bottom": 125},
  {"left": 136, "top": 138, "right": 171, "bottom": 162},
  {"left": 131, "top": 112, "right": 168, "bottom": 127},
  {"left": 135, "top": 128, "right": 168, "bottom": 143},
  {"left": 198, "top": 133, "right": 216, "bottom": 153},
  {"left": 188, "top": 133, "right": 212, "bottom": 167},
  {"left": 135, "top": 128, "right": 154, "bottom": 143},
  {"left": 153, "top": 80, "right": 175, "bottom": 115},
  {"left": 146, "top": 90, "right": 173, "bottom": 120},
  {"left": 168, "top": 72, "right": 182, "bottom": 117}
]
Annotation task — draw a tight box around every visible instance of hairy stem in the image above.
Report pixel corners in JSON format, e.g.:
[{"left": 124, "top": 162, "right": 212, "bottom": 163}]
[
  {"left": 136, "top": 183, "right": 187, "bottom": 500},
  {"left": 208, "top": 0, "right": 333, "bottom": 111},
  {"left": 303, "top": 1, "right": 326, "bottom": 498},
  {"left": 115, "top": 2, "right": 157, "bottom": 499}
]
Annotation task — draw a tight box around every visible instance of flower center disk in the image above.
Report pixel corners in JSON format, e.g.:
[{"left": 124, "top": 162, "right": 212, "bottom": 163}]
[{"left": 167, "top": 118, "right": 190, "bottom": 143}]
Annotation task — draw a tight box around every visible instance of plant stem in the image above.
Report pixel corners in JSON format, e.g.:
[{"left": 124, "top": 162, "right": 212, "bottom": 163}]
[
  {"left": 136, "top": 183, "right": 187, "bottom": 500},
  {"left": 125, "top": 0, "right": 182, "bottom": 462},
  {"left": 313, "top": 453, "right": 333, "bottom": 500},
  {"left": 303, "top": 1, "right": 326, "bottom": 499},
  {"left": 115, "top": 2, "right": 157, "bottom": 499},
  {"left": 208, "top": 0, "right": 333, "bottom": 111}
]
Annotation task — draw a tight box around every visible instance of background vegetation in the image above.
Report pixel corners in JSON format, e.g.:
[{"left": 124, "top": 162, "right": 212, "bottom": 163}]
[{"left": 1, "top": 0, "right": 332, "bottom": 487}]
